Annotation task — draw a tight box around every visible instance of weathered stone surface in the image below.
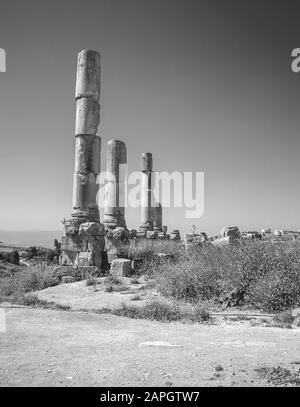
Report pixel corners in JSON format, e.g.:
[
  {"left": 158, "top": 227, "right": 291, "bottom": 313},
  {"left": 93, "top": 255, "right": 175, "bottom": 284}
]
[
  {"left": 53, "top": 265, "right": 100, "bottom": 280},
  {"left": 59, "top": 250, "right": 78, "bottom": 266},
  {"left": 72, "top": 172, "right": 99, "bottom": 209},
  {"left": 79, "top": 222, "right": 105, "bottom": 236},
  {"left": 60, "top": 50, "right": 103, "bottom": 269},
  {"left": 170, "top": 230, "right": 181, "bottom": 241},
  {"left": 74, "top": 135, "right": 101, "bottom": 174},
  {"left": 71, "top": 50, "right": 101, "bottom": 226},
  {"left": 75, "top": 50, "right": 100, "bottom": 101},
  {"left": 103, "top": 140, "right": 127, "bottom": 229},
  {"left": 71, "top": 207, "right": 100, "bottom": 223},
  {"left": 75, "top": 251, "right": 93, "bottom": 266},
  {"left": 75, "top": 98, "right": 100, "bottom": 135},
  {"left": 140, "top": 153, "right": 154, "bottom": 231},
  {"left": 211, "top": 236, "right": 239, "bottom": 247},
  {"left": 220, "top": 226, "right": 241, "bottom": 239},
  {"left": 105, "top": 227, "right": 130, "bottom": 262},
  {"left": 110, "top": 258, "right": 132, "bottom": 277},
  {"left": 137, "top": 230, "right": 147, "bottom": 238},
  {"left": 274, "top": 230, "right": 283, "bottom": 236},
  {"left": 62, "top": 275, "right": 75, "bottom": 284},
  {"left": 141, "top": 152, "right": 153, "bottom": 171},
  {"left": 154, "top": 203, "right": 162, "bottom": 231},
  {"left": 62, "top": 218, "right": 81, "bottom": 236},
  {"left": 61, "top": 235, "right": 87, "bottom": 252}
]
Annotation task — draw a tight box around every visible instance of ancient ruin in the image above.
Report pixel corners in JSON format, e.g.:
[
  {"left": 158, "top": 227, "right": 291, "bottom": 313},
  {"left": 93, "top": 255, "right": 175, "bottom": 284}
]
[
  {"left": 60, "top": 50, "right": 105, "bottom": 269},
  {"left": 139, "top": 153, "right": 154, "bottom": 232},
  {"left": 103, "top": 140, "right": 127, "bottom": 229}
]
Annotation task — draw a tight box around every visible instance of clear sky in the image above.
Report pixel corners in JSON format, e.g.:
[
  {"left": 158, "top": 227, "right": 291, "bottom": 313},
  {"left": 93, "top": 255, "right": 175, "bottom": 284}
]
[{"left": 0, "top": 0, "right": 300, "bottom": 235}]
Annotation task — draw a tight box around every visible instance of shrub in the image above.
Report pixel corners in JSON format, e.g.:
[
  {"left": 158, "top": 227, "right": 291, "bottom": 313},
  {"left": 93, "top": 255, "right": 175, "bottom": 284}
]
[
  {"left": 119, "top": 239, "right": 184, "bottom": 276},
  {"left": 105, "top": 275, "right": 122, "bottom": 285},
  {"left": 273, "top": 311, "right": 294, "bottom": 327},
  {"left": 109, "top": 300, "right": 211, "bottom": 323},
  {"left": 154, "top": 241, "right": 300, "bottom": 312},
  {"left": 9, "top": 250, "right": 20, "bottom": 265},
  {"left": 86, "top": 276, "right": 97, "bottom": 286},
  {"left": 112, "top": 300, "right": 183, "bottom": 321},
  {"left": 0, "top": 265, "right": 60, "bottom": 301}
]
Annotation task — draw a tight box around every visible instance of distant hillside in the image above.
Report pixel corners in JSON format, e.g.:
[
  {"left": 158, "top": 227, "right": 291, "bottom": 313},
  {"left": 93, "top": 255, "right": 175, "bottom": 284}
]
[{"left": 0, "top": 230, "right": 62, "bottom": 248}]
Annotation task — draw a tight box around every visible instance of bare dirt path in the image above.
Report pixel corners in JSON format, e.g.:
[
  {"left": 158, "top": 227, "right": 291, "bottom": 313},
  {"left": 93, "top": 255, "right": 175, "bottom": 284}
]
[{"left": 0, "top": 306, "right": 299, "bottom": 387}]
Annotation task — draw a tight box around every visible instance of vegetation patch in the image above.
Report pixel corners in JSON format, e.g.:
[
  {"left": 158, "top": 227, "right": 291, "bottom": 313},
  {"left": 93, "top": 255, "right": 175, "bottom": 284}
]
[
  {"left": 109, "top": 299, "right": 212, "bottom": 323},
  {"left": 151, "top": 241, "right": 300, "bottom": 312},
  {"left": 255, "top": 366, "right": 300, "bottom": 386}
]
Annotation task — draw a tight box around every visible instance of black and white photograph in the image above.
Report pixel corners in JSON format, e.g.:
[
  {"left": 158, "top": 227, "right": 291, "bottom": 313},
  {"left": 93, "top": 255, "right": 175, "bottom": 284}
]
[{"left": 0, "top": 0, "right": 300, "bottom": 395}]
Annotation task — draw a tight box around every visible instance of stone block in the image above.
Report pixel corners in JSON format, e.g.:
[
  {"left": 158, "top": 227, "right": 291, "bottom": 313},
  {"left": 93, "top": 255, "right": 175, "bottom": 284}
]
[
  {"left": 59, "top": 250, "right": 78, "bottom": 266},
  {"left": 211, "top": 236, "right": 239, "bottom": 247},
  {"left": 79, "top": 221, "right": 105, "bottom": 236},
  {"left": 110, "top": 258, "right": 132, "bottom": 277},
  {"left": 220, "top": 226, "right": 241, "bottom": 239},
  {"left": 61, "top": 235, "right": 87, "bottom": 252},
  {"left": 75, "top": 251, "right": 93, "bottom": 266},
  {"left": 62, "top": 219, "right": 81, "bottom": 236},
  {"left": 74, "top": 135, "right": 101, "bottom": 174},
  {"left": 75, "top": 50, "right": 100, "bottom": 101},
  {"left": 72, "top": 172, "right": 98, "bottom": 209},
  {"left": 75, "top": 98, "right": 100, "bottom": 136},
  {"left": 52, "top": 266, "right": 100, "bottom": 280},
  {"left": 141, "top": 152, "right": 153, "bottom": 171},
  {"left": 170, "top": 230, "right": 181, "bottom": 241}
]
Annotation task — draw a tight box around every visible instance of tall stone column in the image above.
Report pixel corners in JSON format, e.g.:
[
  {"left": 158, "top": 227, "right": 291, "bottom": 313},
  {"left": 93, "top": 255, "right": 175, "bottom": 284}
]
[
  {"left": 140, "top": 153, "right": 154, "bottom": 231},
  {"left": 72, "top": 49, "right": 101, "bottom": 222},
  {"left": 103, "top": 140, "right": 127, "bottom": 229},
  {"left": 60, "top": 50, "right": 105, "bottom": 268},
  {"left": 154, "top": 203, "right": 162, "bottom": 232}
]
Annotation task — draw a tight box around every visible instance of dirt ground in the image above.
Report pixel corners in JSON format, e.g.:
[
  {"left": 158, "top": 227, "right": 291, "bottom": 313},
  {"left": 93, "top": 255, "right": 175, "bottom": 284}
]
[{"left": 1, "top": 303, "right": 300, "bottom": 387}]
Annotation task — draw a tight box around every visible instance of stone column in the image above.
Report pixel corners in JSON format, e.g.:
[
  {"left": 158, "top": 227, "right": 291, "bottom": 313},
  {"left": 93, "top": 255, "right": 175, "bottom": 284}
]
[
  {"left": 103, "top": 140, "right": 127, "bottom": 229},
  {"left": 72, "top": 49, "right": 101, "bottom": 222},
  {"left": 153, "top": 203, "right": 162, "bottom": 232},
  {"left": 60, "top": 50, "right": 105, "bottom": 269},
  {"left": 139, "top": 153, "right": 154, "bottom": 231}
]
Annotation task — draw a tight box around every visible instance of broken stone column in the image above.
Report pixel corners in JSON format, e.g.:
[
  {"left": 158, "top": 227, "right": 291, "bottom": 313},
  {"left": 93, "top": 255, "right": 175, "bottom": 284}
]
[
  {"left": 60, "top": 50, "right": 105, "bottom": 270},
  {"left": 139, "top": 153, "right": 154, "bottom": 231},
  {"left": 72, "top": 50, "right": 101, "bottom": 222},
  {"left": 103, "top": 140, "right": 127, "bottom": 229},
  {"left": 153, "top": 203, "right": 163, "bottom": 232}
]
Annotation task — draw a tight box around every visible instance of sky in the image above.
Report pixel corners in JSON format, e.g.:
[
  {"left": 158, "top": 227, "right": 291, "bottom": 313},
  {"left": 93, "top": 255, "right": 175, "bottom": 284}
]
[{"left": 1, "top": 0, "right": 300, "bottom": 236}]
